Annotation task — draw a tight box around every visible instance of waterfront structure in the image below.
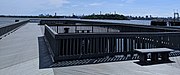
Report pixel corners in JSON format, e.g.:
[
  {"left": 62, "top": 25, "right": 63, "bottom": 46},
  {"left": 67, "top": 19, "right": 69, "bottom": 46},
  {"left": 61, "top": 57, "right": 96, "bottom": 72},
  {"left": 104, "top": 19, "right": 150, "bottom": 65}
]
[
  {"left": 174, "top": 12, "right": 179, "bottom": 21},
  {"left": 42, "top": 19, "right": 180, "bottom": 62},
  {"left": 0, "top": 20, "right": 29, "bottom": 37},
  {"left": 151, "top": 12, "right": 180, "bottom": 26},
  {"left": 1, "top": 19, "right": 180, "bottom": 75}
]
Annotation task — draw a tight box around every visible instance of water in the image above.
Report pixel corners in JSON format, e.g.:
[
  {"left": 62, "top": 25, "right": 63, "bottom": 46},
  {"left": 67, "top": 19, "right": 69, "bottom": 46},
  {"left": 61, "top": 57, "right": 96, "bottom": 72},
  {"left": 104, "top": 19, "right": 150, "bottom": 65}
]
[
  {"left": 58, "top": 18, "right": 152, "bottom": 25},
  {"left": 79, "top": 19, "right": 151, "bottom": 25},
  {"left": 0, "top": 17, "right": 151, "bottom": 27},
  {"left": 0, "top": 17, "right": 29, "bottom": 27}
]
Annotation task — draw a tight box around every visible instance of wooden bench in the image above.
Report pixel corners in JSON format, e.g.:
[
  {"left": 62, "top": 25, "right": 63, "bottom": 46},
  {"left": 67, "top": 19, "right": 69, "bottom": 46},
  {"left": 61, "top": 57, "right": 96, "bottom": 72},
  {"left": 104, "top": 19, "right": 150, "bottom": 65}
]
[{"left": 75, "top": 30, "right": 91, "bottom": 33}]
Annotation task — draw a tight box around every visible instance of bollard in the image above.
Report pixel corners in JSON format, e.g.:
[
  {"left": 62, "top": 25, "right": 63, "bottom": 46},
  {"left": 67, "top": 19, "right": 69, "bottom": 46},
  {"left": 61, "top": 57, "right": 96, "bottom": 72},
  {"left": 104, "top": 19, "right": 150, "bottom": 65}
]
[
  {"left": 82, "top": 30, "right": 85, "bottom": 33},
  {"left": 64, "top": 28, "right": 70, "bottom": 33},
  {"left": 87, "top": 30, "right": 90, "bottom": 33},
  {"left": 15, "top": 20, "right": 19, "bottom": 22}
]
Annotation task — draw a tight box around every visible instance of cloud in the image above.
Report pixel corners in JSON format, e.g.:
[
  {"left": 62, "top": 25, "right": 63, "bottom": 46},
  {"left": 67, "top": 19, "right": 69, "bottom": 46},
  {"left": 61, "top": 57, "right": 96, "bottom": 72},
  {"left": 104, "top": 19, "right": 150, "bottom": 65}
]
[
  {"left": 125, "top": 0, "right": 136, "bottom": 3},
  {"left": 71, "top": 5, "right": 79, "bottom": 7},
  {"left": 48, "top": 0, "right": 70, "bottom": 6},
  {"left": 118, "top": 4, "right": 124, "bottom": 6},
  {"left": 89, "top": 3, "right": 103, "bottom": 6},
  {"left": 115, "top": 0, "right": 135, "bottom": 7},
  {"left": 120, "top": 0, "right": 136, "bottom": 3}
]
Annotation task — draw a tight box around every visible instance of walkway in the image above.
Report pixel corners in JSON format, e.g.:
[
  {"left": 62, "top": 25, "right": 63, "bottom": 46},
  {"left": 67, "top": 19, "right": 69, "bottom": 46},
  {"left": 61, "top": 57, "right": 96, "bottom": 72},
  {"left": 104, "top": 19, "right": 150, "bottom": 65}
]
[{"left": 0, "top": 23, "right": 54, "bottom": 75}]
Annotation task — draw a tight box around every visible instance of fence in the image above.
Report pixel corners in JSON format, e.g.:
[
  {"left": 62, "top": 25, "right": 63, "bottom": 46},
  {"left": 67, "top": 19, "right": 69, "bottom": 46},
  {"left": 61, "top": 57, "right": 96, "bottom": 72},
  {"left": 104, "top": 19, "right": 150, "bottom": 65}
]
[
  {"left": 44, "top": 24, "right": 180, "bottom": 62},
  {"left": 0, "top": 20, "right": 29, "bottom": 36}
]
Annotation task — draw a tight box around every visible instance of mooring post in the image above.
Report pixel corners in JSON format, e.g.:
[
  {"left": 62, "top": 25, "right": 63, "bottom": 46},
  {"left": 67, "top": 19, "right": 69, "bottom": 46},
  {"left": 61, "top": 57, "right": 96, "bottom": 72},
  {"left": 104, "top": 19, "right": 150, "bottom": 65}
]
[{"left": 57, "top": 26, "right": 58, "bottom": 33}]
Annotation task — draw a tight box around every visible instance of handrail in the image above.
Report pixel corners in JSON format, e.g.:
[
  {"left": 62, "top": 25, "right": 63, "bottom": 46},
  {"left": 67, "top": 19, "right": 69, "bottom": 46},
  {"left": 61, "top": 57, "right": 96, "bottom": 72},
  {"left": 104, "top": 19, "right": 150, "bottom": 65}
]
[
  {"left": 40, "top": 19, "right": 180, "bottom": 32},
  {"left": 45, "top": 24, "right": 58, "bottom": 34},
  {"left": 0, "top": 20, "right": 29, "bottom": 36},
  {"left": 44, "top": 24, "right": 180, "bottom": 62}
]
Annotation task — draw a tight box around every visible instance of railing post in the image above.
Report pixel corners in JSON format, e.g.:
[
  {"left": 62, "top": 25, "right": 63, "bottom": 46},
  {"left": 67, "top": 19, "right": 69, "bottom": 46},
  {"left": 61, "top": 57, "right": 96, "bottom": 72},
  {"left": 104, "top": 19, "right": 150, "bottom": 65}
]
[
  {"left": 92, "top": 26, "right": 94, "bottom": 33},
  {"left": 57, "top": 26, "right": 58, "bottom": 33}
]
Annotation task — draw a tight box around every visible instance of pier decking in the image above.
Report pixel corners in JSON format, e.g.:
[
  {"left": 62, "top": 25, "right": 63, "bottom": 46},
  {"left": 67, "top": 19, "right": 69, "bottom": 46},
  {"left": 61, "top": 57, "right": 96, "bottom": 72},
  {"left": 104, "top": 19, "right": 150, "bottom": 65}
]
[
  {"left": 0, "top": 23, "right": 53, "bottom": 75},
  {"left": 1, "top": 21, "right": 180, "bottom": 75}
]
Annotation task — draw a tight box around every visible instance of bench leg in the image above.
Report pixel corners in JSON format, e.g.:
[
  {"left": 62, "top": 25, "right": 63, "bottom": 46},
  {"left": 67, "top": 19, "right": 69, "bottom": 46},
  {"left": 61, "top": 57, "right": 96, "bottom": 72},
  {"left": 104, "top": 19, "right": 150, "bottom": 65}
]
[
  {"left": 161, "top": 52, "right": 170, "bottom": 61},
  {"left": 151, "top": 53, "right": 158, "bottom": 63},
  {"left": 139, "top": 53, "right": 147, "bottom": 63}
]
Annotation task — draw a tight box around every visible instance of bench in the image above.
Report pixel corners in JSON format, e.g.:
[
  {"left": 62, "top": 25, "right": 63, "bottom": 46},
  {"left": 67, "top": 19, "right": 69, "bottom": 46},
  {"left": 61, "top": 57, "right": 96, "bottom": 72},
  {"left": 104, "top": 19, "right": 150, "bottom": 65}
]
[
  {"left": 75, "top": 30, "right": 91, "bottom": 33},
  {"left": 135, "top": 48, "right": 174, "bottom": 63}
]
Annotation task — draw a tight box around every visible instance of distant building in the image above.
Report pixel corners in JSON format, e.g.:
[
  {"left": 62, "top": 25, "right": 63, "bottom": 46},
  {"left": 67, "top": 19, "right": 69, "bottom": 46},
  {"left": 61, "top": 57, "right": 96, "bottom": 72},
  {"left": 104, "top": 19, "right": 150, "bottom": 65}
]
[{"left": 54, "top": 13, "right": 57, "bottom": 17}]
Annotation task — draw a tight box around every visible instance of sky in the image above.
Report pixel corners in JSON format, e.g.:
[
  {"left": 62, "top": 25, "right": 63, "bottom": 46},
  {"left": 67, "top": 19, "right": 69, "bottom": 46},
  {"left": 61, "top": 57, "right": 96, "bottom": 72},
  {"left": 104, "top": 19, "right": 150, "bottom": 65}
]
[{"left": 0, "top": 0, "right": 180, "bottom": 17}]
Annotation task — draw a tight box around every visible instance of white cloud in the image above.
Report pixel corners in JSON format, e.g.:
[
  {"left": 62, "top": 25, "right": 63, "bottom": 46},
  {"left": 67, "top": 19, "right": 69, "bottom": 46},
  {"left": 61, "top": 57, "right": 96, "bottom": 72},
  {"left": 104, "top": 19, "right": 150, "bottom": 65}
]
[
  {"left": 116, "top": 0, "right": 135, "bottom": 7},
  {"left": 118, "top": 4, "right": 124, "bottom": 6},
  {"left": 72, "top": 5, "right": 79, "bottom": 7},
  {"left": 120, "top": 0, "right": 136, "bottom": 3},
  {"left": 48, "top": 0, "right": 70, "bottom": 6},
  {"left": 89, "top": 3, "right": 103, "bottom": 6},
  {"left": 120, "top": 0, "right": 126, "bottom": 2},
  {"left": 125, "top": 0, "right": 136, "bottom": 3}
]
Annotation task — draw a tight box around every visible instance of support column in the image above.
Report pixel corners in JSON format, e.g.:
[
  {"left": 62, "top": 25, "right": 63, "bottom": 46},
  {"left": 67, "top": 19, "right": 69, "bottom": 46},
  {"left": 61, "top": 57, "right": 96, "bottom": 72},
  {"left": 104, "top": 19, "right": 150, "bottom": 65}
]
[
  {"left": 124, "top": 38, "right": 127, "bottom": 52},
  {"left": 151, "top": 53, "right": 158, "bottom": 62},
  {"left": 139, "top": 53, "right": 147, "bottom": 63},
  {"left": 124, "top": 38, "right": 127, "bottom": 56},
  {"left": 161, "top": 52, "right": 170, "bottom": 61}
]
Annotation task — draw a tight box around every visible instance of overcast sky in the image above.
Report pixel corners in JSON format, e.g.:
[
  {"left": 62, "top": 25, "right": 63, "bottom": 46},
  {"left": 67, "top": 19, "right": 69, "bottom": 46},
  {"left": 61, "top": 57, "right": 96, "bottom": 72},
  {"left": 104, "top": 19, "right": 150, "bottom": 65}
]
[{"left": 0, "top": 0, "right": 180, "bottom": 17}]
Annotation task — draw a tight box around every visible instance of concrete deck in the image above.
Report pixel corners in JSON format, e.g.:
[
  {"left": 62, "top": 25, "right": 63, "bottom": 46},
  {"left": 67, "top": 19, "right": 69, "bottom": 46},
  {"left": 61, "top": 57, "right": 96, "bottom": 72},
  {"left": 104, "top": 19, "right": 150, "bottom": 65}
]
[
  {"left": 0, "top": 23, "right": 180, "bottom": 75},
  {"left": 0, "top": 23, "right": 54, "bottom": 75}
]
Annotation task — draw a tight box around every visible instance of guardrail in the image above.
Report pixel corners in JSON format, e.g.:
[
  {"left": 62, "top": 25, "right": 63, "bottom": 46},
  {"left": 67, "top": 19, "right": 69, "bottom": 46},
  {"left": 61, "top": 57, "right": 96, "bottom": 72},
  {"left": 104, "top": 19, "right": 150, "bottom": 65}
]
[
  {"left": 47, "top": 24, "right": 180, "bottom": 33},
  {"left": 44, "top": 24, "right": 180, "bottom": 62},
  {"left": 0, "top": 20, "right": 29, "bottom": 36}
]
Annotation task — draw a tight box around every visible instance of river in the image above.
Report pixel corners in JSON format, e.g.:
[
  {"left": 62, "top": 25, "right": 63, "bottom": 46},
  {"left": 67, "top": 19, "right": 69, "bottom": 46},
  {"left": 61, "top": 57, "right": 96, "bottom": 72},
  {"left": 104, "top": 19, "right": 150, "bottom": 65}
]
[{"left": 0, "top": 17, "right": 152, "bottom": 27}]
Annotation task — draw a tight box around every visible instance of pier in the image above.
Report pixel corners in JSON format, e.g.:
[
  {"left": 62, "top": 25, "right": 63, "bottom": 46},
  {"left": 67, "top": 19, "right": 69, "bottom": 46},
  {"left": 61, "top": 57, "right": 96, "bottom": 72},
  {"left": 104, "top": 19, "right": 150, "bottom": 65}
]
[
  {"left": 1, "top": 19, "right": 180, "bottom": 75},
  {"left": 43, "top": 20, "right": 180, "bottom": 62},
  {"left": 0, "top": 22, "right": 53, "bottom": 75}
]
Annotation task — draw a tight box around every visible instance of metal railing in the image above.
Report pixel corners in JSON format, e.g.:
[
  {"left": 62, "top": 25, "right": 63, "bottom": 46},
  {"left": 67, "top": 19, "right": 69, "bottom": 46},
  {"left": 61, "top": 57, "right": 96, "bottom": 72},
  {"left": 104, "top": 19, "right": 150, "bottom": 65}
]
[
  {"left": 48, "top": 24, "right": 180, "bottom": 34},
  {"left": 44, "top": 24, "right": 180, "bottom": 62},
  {"left": 0, "top": 20, "right": 29, "bottom": 36}
]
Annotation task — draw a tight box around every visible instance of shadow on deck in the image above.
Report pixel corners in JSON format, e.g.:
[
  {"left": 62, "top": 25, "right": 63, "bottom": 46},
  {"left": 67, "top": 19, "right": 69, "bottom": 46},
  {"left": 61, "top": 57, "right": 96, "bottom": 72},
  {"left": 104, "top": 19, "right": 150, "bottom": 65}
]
[
  {"left": 38, "top": 36, "right": 53, "bottom": 69},
  {"left": 134, "top": 60, "right": 175, "bottom": 66}
]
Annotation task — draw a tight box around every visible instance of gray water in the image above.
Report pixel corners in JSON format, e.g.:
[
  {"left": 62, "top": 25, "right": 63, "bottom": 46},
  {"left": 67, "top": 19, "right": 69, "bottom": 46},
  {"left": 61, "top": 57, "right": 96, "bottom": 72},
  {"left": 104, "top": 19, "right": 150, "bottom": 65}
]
[
  {"left": 0, "top": 17, "right": 152, "bottom": 28},
  {"left": 0, "top": 17, "right": 30, "bottom": 27},
  {"left": 80, "top": 19, "right": 151, "bottom": 25}
]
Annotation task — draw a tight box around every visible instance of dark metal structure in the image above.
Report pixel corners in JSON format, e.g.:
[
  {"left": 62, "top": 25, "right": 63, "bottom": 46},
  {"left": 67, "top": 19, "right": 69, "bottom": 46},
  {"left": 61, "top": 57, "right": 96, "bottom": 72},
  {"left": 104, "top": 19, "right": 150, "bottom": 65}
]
[
  {"left": 174, "top": 12, "right": 179, "bottom": 22},
  {"left": 44, "top": 20, "right": 180, "bottom": 62}
]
